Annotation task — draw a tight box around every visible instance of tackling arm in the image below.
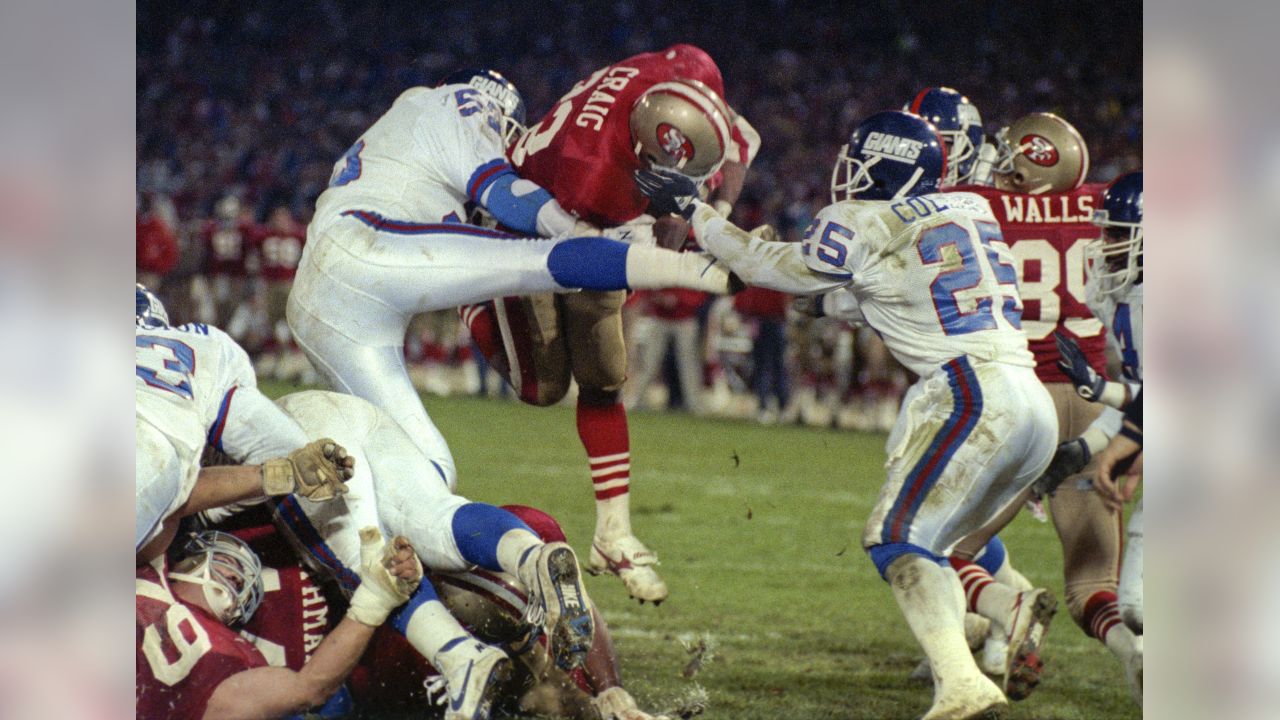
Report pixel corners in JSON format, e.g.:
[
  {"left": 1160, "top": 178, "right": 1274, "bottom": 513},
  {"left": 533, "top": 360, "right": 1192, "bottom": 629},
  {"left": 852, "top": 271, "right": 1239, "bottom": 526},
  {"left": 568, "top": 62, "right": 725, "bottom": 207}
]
[{"left": 690, "top": 202, "right": 847, "bottom": 295}]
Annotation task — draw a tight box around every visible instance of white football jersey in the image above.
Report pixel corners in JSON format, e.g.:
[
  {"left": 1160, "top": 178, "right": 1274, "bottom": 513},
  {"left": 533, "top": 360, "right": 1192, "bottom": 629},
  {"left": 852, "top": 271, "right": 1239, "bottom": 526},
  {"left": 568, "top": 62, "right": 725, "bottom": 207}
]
[
  {"left": 312, "top": 84, "right": 509, "bottom": 230},
  {"left": 800, "top": 192, "right": 1033, "bottom": 377},
  {"left": 136, "top": 323, "right": 255, "bottom": 458},
  {"left": 1086, "top": 279, "right": 1143, "bottom": 383}
]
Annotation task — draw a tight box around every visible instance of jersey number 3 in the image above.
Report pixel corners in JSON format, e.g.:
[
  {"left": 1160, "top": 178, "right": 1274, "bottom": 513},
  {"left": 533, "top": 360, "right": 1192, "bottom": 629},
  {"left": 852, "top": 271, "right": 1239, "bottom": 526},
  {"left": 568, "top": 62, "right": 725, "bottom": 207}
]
[
  {"left": 919, "top": 222, "right": 1022, "bottom": 336},
  {"left": 137, "top": 336, "right": 196, "bottom": 399}
]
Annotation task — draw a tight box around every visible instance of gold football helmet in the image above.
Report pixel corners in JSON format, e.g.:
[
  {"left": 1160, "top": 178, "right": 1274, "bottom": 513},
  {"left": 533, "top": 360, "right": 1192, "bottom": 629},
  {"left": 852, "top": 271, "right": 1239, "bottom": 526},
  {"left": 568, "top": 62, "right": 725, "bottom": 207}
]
[
  {"left": 630, "top": 78, "right": 732, "bottom": 183},
  {"left": 992, "top": 112, "right": 1089, "bottom": 194}
]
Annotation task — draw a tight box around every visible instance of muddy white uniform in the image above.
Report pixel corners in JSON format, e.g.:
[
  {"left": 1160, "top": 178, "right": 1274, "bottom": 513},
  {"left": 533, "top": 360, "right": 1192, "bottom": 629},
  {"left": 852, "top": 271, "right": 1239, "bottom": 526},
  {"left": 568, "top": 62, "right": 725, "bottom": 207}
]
[
  {"left": 1086, "top": 278, "right": 1144, "bottom": 629},
  {"left": 135, "top": 323, "right": 307, "bottom": 549},
  {"left": 288, "top": 84, "right": 722, "bottom": 484},
  {"left": 241, "top": 391, "right": 473, "bottom": 592},
  {"left": 694, "top": 193, "right": 1058, "bottom": 565}
]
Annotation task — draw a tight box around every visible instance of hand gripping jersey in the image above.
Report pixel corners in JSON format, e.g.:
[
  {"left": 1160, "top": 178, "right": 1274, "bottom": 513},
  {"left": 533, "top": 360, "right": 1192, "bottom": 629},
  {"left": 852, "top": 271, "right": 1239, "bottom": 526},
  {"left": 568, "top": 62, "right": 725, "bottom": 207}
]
[
  {"left": 312, "top": 84, "right": 511, "bottom": 231},
  {"left": 960, "top": 184, "right": 1108, "bottom": 382},
  {"left": 136, "top": 559, "right": 268, "bottom": 719},
  {"left": 798, "top": 192, "right": 1034, "bottom": 378},
  {"left": 511, "top": 44, "right": 736, "bottom": 226}
]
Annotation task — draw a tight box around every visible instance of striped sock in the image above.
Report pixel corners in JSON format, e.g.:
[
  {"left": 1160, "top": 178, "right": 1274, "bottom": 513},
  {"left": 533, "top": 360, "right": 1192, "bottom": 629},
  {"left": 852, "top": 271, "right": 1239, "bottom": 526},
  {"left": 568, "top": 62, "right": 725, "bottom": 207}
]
[
  {"left": 1083, "top": 591, "right": 1125, "bottom": 644},
  {"left": 577, "top": 399, "right": 632, "bottom": 539},
  {"left": 952, "top": 557, "right": 1018, "bottom": 634}
]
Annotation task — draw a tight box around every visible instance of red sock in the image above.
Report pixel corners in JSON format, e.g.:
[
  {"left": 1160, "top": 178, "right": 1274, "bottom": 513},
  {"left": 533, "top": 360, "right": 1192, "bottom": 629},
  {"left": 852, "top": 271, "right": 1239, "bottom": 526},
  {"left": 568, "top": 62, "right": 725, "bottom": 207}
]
[
  {"left": 459, "top": 302, "right": 504, "bottom": 366},
  {"left": 951, "top": 557, "right": 994, "bottom": 612},
  {"left": 576, "top": 399, "right": 631, "bottom": 503},
  {"left": 459, "top": 299, "right": 539, "bottom": 403},
  {"left": 1082, "top": 591, "right": 1123, "bottom": 642}
]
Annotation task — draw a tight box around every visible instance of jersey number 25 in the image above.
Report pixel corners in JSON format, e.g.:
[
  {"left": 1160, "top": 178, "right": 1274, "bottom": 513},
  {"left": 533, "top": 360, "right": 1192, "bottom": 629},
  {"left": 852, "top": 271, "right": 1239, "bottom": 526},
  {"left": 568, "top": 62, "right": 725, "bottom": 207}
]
[{"left": 919, "top": 221, "right": 1022, "bottom": 336}]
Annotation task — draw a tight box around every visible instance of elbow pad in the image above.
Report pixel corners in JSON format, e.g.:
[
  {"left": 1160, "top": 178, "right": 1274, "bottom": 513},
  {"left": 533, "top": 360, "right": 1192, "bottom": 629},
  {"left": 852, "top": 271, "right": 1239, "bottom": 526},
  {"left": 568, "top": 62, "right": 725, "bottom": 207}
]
[{"left": 472, "top": 164, "right": 555, "bottom": 236}]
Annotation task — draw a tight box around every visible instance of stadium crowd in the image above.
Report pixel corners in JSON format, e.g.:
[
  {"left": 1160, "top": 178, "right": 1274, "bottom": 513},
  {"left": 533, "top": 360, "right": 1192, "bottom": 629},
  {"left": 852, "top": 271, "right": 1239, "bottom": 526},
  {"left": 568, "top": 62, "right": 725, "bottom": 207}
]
[{"left": 136, "top": 0, "right": 1141, "bottom": 426}]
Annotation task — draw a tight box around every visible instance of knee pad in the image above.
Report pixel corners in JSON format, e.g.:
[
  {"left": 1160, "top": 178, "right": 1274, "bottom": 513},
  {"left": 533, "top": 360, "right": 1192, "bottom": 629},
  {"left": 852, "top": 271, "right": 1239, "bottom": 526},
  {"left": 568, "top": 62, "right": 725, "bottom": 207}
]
[
  {"left": 546, "top": 237, "right": 629, "bottom": 290},
  {"left": 867, "top": 542, "right": 947, "bottom": 581},
  {"left": 973, "top": 535, "right": 1007, "bottom": 576}
]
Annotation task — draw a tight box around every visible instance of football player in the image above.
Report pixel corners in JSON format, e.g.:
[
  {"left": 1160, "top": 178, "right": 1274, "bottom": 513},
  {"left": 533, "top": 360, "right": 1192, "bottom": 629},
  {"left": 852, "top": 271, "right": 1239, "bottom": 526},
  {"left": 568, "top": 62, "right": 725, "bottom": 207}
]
[
  {"left": 944, "top": 113, "right": 1143, "bottom": 702},
  {"left": 136, "top": 284, "right": 354, "bottom": 559},
  {"left": 690, "top": 111, "right": 1058, "bottom": 719},
  {"left": 136, "top": 527, "right": 419, "bottom": 719},
  {"left": 460, "top": 45, "right": 760, "bottom": 603},
  {"left": 214, "top": 389, "right": 601, "bottom": 720},
  {"left": 286, "top": 67, "right": 737, "bottom": 508},
  {"left": 1049, "top": 171, "right": 1144, "bottom": 653}
]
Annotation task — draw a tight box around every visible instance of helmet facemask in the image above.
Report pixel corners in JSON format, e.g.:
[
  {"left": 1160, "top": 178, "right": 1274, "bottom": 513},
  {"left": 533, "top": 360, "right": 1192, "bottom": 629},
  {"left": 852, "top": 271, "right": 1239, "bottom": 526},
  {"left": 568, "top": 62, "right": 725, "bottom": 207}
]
[
  {"left": 939, "top": 129, "right": 975, "bottom": 187},
  {"left": 1086, "top": 211, "right": 1143, "bottom": 295},
  {"left": 830, "top": 145, "right": 927, "bottom": 203},
  {"left": 169, "top": 531, "right": 264, "bottom": 626}
]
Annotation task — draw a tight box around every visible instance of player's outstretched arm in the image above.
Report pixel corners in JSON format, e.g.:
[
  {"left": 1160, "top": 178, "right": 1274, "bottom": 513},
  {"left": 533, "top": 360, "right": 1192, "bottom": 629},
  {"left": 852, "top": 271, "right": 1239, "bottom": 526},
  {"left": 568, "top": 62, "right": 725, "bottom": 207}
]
[
  {"left": 202, "top": 530, "right": 420, "bottom": 720},
  {"left": 689, "top": 202, "right": 846, "bottom": 295}
]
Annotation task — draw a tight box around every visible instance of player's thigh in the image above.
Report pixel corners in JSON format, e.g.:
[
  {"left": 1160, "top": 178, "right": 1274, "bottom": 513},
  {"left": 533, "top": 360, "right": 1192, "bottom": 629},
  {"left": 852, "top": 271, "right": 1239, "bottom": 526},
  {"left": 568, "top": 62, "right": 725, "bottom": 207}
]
[
  {"left": 864, "top": 364, "right": 1055, "bottom": 555},
  {"left": 499, "top": 293, "right": 571, "bottom": 406},
  {"left": 367, "top": 414, "right": 470, "bottom": 571},
  {"left": 563, "top": 290, "right": 628, "bottom": 391},
  {"left": 1045, "top": 382, "right": 1105, "bottom": 442}
]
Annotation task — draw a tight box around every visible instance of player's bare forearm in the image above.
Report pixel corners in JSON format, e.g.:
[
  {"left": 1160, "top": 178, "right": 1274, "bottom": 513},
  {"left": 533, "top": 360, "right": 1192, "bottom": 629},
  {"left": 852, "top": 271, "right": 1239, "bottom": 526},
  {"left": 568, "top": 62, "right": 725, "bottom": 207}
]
[
  {"left": 175, "top": 465, "right": 269, "bottom": 519},
  {"left": 202, "top": 617, "right": 376, "bottom": 719}
]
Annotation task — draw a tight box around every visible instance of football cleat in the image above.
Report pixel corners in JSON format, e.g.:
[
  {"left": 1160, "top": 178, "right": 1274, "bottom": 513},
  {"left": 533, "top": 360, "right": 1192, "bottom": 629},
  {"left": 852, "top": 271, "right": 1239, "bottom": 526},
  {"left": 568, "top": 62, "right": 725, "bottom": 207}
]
[
  {"left": 921, "top": 673, "right": 1008, "bottom": 720},
  {"left": 588, "top": 534, "right": 669, "bottom": 604},
  {"left": 430, "top": 640, "right": 512, "bottom": 720},
  {"left": 1002, "top": 588, "right": 1057, "bottom": 701},
  {"left": 517, "top": 542, "right": 595, "bottom": 670},
  {"left": 1124, "top": 635, "right": 1143, "bottom": 706}
]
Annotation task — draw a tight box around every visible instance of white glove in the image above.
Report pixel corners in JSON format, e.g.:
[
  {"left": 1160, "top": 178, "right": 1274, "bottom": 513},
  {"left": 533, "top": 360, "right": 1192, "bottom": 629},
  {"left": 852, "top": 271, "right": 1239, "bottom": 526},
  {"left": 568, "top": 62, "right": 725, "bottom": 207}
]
[
  {"left": 592, "top": 687, "right": 667, "bottom": 720},
  {"left": 346, "top": 527, "right": 423, "bottom": 627}
]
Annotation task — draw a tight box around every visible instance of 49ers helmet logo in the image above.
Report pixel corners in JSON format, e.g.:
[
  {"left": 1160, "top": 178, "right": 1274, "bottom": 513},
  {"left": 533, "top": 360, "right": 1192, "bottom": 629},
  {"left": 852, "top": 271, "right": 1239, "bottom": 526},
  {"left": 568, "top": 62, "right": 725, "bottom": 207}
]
[
  {"left": 657, "top": 122, "right": 695, "bottom": 161},
  {"left": 1020, "top": 134, "right": 1059, "bottom": 166}
]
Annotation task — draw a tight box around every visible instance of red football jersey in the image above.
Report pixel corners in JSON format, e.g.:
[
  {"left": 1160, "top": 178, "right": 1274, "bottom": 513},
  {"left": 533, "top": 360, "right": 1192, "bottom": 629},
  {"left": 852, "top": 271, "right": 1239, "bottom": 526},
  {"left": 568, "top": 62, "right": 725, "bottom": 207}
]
[
  {"left": 253, "top": 225, "right": 306, "bottom": 282},
  {"left": 961, "top": 184, "right": 1108, "bottom": 382},
  {"left": 511, "top": 44, "right": 727, "bottom": 226},
  {"left": 237, "top": 566, "right": 331, "bottom": 671},
  {"left": 137, "top": 215, "right": 178, "bottom": 274},
  {"left": 200, "top": 219, "right": 255, "bottom": 276},
  {"left": 136, "top": 560, "right": 267, "bottom": 720}
]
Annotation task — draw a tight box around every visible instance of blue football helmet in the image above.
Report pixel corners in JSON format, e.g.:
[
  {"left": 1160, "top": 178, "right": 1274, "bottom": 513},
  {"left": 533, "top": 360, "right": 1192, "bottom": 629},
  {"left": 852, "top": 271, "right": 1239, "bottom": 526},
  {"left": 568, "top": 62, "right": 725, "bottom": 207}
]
[
  {"left": 441, "top": 68, "right": 527, "bottom": 144},
  {"left": 831, "top": 111, "right": 947, "bottom": 202},
  {"left": 905, "top": 87, "right": 984, "bottom": 187},
  {"left": 136, "top": 283, "right": 169, "bottom": 328},
  {"left": 1087, "top": 171, "right": 1143, "bottom": 295}
]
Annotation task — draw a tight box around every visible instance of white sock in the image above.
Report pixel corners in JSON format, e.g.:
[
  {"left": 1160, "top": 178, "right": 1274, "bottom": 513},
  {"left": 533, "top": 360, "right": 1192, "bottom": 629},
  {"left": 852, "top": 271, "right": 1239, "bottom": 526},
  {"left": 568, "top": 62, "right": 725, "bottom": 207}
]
[
  {"left": 954, "top": 562, "right": 1020, "bottom": 635},
  {"left": 495, "top": 529, "right": 543, "bottom": 577},
  {"left": 625, "top": 246, "right": 730, "bottom": 293},
  {"left": 889, "top": 556, "right": 983, "bottom": 685},
  {"left": 403, "top": 600, "right": 475, "bottom": 666},
  {"left": 992, "top": 556, "right": 1034, "bottom": 592}
]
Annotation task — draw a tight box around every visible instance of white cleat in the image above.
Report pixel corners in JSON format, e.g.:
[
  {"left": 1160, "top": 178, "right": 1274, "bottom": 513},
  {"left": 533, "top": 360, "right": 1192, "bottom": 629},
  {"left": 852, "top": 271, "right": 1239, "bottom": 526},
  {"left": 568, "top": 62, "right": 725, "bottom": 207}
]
[
  {"left": 588, "top": 534, "right": 669, "bottom": 604},
  {"left": 1123, "top": 635, "right": 1143, "bottom": 706},
  {"left": 1002, "top": 588, "right": 1057, "bottom": 701},
  {"left": 434, "top": 641, "right": 511, "bottom": 720},
  {"left": 518, "top": 542, "right": 595, "bottom": 670},
  {"left": 921, "top": 673, "right": 1008, "bottom": 720}
]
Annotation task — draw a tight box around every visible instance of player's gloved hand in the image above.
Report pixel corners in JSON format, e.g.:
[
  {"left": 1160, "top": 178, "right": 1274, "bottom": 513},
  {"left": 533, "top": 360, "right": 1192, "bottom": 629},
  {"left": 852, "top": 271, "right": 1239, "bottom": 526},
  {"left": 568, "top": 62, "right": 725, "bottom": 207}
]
[
  {"left": 792, "top": 294, "right": 827, "bottom": 319},
  {"left": 1030, "top": 437, "right": 1092, "bottom": 499},
  {"left": 592, "top": 687, "right": 667, "bottom": 720},
  {"left": 347, "top": 528, "right": 422, "bottom": 626},
  {"left": 1055, "top": 331, "right": 1106, "bottom": 401},
  {"left": 261, "top": 438, "right": 355, "bottom": 501},
  {"left": 634, "top": 167, "right": 699, "bottom": 220}
]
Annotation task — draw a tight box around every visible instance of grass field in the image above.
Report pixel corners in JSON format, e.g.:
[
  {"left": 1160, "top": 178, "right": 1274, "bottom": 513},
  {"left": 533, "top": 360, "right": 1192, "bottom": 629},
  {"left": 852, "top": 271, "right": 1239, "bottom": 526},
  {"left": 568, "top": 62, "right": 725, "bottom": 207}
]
[{"left": 260, "top": 383, "right": 1140, "bottom": 720}]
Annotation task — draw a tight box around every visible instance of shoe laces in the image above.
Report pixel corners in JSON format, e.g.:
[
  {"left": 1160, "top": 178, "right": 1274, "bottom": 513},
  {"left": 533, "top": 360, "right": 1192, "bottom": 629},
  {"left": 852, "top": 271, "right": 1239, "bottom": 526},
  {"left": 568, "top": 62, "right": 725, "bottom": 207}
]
[{"left": 422, "top": 673, "right": 448, "bottom": 707}]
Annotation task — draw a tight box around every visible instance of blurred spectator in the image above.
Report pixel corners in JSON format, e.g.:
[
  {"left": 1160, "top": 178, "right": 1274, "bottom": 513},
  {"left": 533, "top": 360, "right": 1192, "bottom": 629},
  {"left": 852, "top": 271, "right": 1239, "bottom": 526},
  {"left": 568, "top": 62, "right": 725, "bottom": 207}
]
[
  {"left": 625, "top": 289, "right": 710, "bottom": 413},
  {"left": 733, "top": 286, "right": 791, "bottom": 424},
  {"left": 135, "top": 193, "right": 177, "bottom": 289},
  {"left": 253, "top": 205, "right": 307, "bottom": 378},
  {"left": 197, "top": 194, "right": 256, "bottom": 335}
]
